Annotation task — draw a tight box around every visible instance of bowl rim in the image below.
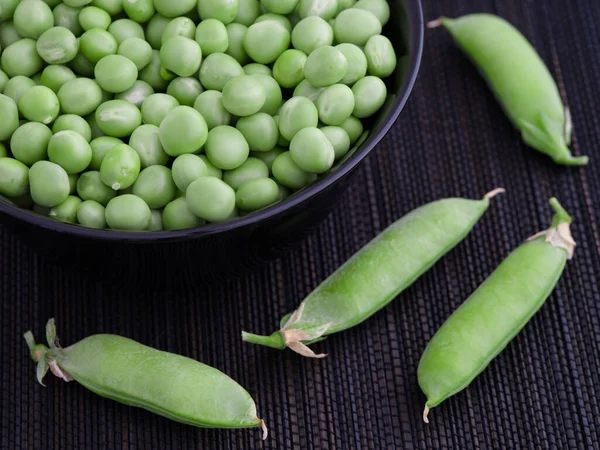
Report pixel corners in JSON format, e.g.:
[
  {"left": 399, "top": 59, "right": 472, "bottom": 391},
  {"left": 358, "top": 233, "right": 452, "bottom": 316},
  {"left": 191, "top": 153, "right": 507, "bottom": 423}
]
[{"left": 0, "top": 0, "right": 424, "bottom": 243}]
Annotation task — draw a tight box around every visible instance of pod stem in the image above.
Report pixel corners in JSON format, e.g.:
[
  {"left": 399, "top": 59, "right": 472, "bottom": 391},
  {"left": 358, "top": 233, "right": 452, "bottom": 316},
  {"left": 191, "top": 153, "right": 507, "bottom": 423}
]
[
  {"left": 549, "top": 198, "right": 572, "bottom": 227},
  {"left": 260, "top": 420, "right": 268, "bottom": 440},
  {"left": 426, "top": 17, "right": 445, "bottom": 29},
  {"left": 554, "top": 155, "right": 589, "bottom": 166},
  {"left": 241, "top": 331, "right": 286, "bottom": 350},
  {"left": 423, "top": 405, "right": 430, "bottom": 424},
  {"left": 484, "top": 188, "right": 505, "bottom": 200},
  {"left": 528, "top": 198, "right": 576, "bottom": 259},
  {"left": 24, "top": 319, "right": 72, "bottom": 386}
]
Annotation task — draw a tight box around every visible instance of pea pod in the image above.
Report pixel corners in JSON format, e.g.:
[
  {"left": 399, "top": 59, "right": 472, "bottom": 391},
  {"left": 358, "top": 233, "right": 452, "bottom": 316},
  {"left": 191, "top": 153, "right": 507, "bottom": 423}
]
[
  {"left": 428, "top": 14, "right": 588, "bottom": 166},
  {"left": 24, "top": 319, "right": 267, "bottom": 438},
  {"left": 418, "top": 198, "right": 575, "bottom": 422},
  {"left": 242, "top": 189, "right": 505, "bottom": 358}
]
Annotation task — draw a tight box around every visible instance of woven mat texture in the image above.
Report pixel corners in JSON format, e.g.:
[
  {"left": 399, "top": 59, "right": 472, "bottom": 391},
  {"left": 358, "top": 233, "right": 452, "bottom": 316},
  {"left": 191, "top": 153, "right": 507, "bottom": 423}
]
[{"left": 2, "top": 0, "right": 600, "bottom": 449}]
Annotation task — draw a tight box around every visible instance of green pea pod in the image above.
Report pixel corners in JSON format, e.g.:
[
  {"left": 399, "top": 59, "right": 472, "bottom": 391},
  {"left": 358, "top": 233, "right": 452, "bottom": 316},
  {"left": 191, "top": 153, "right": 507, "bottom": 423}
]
[
  {"left": 24, "top": 319, "right": 267, "bottom": 439},
  {"left": 418, "top": 198, "right": 575, "bottom": 423},
  {"left": 429, "top": 14, "right": 588, "bottom": 166},
  {"left": 242, "top": 189, "right": 505, "bottom": 358}
]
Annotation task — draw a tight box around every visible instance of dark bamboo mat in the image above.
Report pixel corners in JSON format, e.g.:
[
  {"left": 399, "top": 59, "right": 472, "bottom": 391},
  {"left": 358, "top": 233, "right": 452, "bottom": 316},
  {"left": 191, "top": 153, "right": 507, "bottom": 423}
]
[{"left": 2, "top": 0, "right": 600, "bottom": 449}]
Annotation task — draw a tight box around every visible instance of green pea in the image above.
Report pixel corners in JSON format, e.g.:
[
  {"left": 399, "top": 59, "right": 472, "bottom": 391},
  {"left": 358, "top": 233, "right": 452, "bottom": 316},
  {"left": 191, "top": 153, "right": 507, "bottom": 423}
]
[
  {"left": 251, "top": 146, "right": 284, "bottom": 172},
  {"left": 64, "top": 0, "right": 93, "bottom": 7},
  {"left": 0, "top": 143, "right": 7, "bottom": 159},
  {"left": 53, "top": 4, "right": 84, "bottom": 37},
  {"left": 336, "top": 43, "right": 368, "bottom": 85},
  {"left": 158, "top": 106, "right": 208, "bottom": 157},
  {"left": 18, "top": 86, "right": 60, "bottom": 124},
  {"left": 1, "top": 39, "right": 44, "bottom": 78},
  {"left": 291, "top": 16, "right": 333, "bottom": 55},
  {"left": 67, "top": 174, "right": 79, "bottom": 194},
  {"left": 13, "top": 0, "right": 53, "bottom": 39},
  {"left": 304, "top": 46, "right": 348, "bottom": 87},
  {"left": 205, "top": 125, "right": 249, "bottom": 170},
  {"left": 166, "top": 78, "right": 203, "bottom": 107},
  {"left": 78, "top": 6, "right": 112, "bottom": 31},
  {"left": 94, "top": 54, "right": 138, "bottom": 93},
  {"left": 115, "top": 80, "right": 155, "bottom": 108},
  {"left": 273, "top": 50, "right": 307, "bottom": 89},
  {"left": 0, "top": 0, "right": 19, "bottom": 20},
  {"left": 48, "top": 195, "right": 82, "bottom": 223},
  {"left": 235, "top": 177, "right": 279, "bottom": 212},
  {"left": 194, "top": 18, "right": 228, "bottom": 56},
  {"left": 293, "top": 79, "right": 325, "bottom": 103},
  {"left": 316, "top": 84, "right": 355, "bottom": 125},
  {"left": 108, "top": 19, "right": 145, "bottom": 45},
  {"left": 117, "top": 38, "right": 153, "bottom": 71},
  {"left": 289, "top": 127, "right": 334, "bottom": 173},
  {"left": 171, "top": 153, "right": 207, "bottom": 192},
  {"left": 99, "top": 144, "right": 140, "bottom": 191},
  {"left": 353, "top": 0, "right": 390, "bottom": 25},
  {"left": 132, "top": 165, "right": 176, "bottom": 209},
  {"left": 70, "top": 50, "right": 96, "bottom": 77},
  {"left": 58, "top": 78, "right": 103, "bottom": 116},
  {"left": 225, "top": 23, "right": 250, "bottom": 65},
  {"left": 254, "top": 13, "right": 292, "bottom": 32},
  {"left": 86, "top": 113, "right": 105, "bottom": 139},
  {"left": 160, "top": 36, "right": 202, "bottom": 78},
  {"left": 243, "top": 63, "right": 272, "bottom": 77},
  {"left": 260, "top": 0, "right": 296, "bottom": 14},
  {"left": 161, "top": 17, "right": 196, "bottom": 44},
  {"left": 278, "top": 96, "right": 319, "bottom": 141},
  {"left": 29, "top": 160, "right": 70, "bottom": 207},
  {"left": 0, "top": 94, "right": 19, "bottom": 141},
  {"left": 236, "top": 113, "right": 279, "bottom": 152},
  {"left": 3, "top": 76, "right": 36, "bottom": 105},
  {"left": 105, "top": 194, "right": 150, "bottom": 230},
  {"left": 320, "top": 126, "right": 351, "bottom": 160},
  {"left": 79, "top": 29, "right": 116, "bottom": 63},
  {"left": 272, "top": 116, "right": 290, "bottom": 147},
  {"left": 51, "top": 116, "right": 92, "bottom": 142},
  {"left": 129, "top": 124, "right": 169, "bottom": 168},
  {"left": 123, "top": 0, "right": 155, "bottom": 23},
  {"left": 337, "top": 0, "right": 357, "bottom": 12},
  {"left": 198, "top": 53, "right": 245, "bottom": 91},
  {"left": 242, "top": 190, "right": 505, "bottom": 357},
  {"left": 186, "top": 177, "right": 236, "bottom": 222},
  {"left": 77, "top": 200, "right": 107, "bottom": 228},
  {"left": 197, "top": 0, "right": 239, "bottom": 25},
  {"left": 0, "top": 157, "right": 29, "bottom": 197},
  {"left": 0, "top": 70, "right": 8, "bottom": 93},
  {"left": 145, "top": 13, "right": 170, "bottom": 49},
  {"left": 95, "top": 100, "right": 142, "bottom": 138},
  {"left": 251, "top": 74, "right": 283, "bottom": 116},
  {"left": 10, "top": 123, "right": 52, "bottom": 166},
  {"left": 77, "top": 170, "right": 116, "bottom": 205},
  {"left": 221, "top": 75, "right": 266, "bottom": 117},
  {"left": 148, "top": 209, "right": 163, "bottom": 231},
  {"left": 243, "top": 21, "right": 290, "bottom": 65},
  {"left": 138, "top": 50, "right": 170, "bottom": 91},
  {"left": 47, "top": 131, "right": 92, "bottom": 174},
  {"left": 163, "top": 197, "right": 204, "bottom": 230},
  {"left": 335, "top": 8, "right": 381, "bottom": 46},
  {"left": 235, "top": 0, "right": 261, "bottom": 26},
  {"left": 198, "top": 155, "right": 223, "bottom": 179},
  {"left": 193, "top": 90, "right": 231, "bottom": 130},
  {"left": 140, "top": 94, "right": 179, "bottom": 128},
  {"left": 40, "top": 66, "right": 77, "bottom": 94},
  {"left": 363, "top": 35, "right": 396, "bottom": 78},
  {"left": 223, "top": 157, "right": 269, "bottom": 190},
  {"left": 0, "top": 20, "right": 20, "bottom": 49},
  {"left": 36, "top": 27, "right": 79, "bottom": 65},
  {"left": 154, "top": 0, "right": 196, "bottom": 17},
  {"left": 89, "top": 136, "right": 123, "bottom": 170},
  {"left": 271, "top": 151, "right": 312, "bottom": 189},
  {"left": 89, "top": 0, "right": 121, "bottom": 14},
  {"left": 298, "top": 0, "right": 337, "bottom": 20},
  {"left": 352, "top": 75, "right": 387, "bottom": 118}
]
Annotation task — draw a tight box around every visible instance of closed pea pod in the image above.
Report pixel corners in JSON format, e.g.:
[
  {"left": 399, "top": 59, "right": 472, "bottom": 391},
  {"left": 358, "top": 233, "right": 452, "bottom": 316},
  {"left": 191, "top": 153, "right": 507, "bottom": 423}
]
[
  {"left": 24, "top": 319, "right": 267, "bottom": 437},
  {"left": 429, "top": 14, "right": 587, "bottom": 166},
  {"left": 242, "top": 189, "right": 505, "bottom": 357},
  {"left": 418, "top": 198, "right": 575, "bottom": 422}
]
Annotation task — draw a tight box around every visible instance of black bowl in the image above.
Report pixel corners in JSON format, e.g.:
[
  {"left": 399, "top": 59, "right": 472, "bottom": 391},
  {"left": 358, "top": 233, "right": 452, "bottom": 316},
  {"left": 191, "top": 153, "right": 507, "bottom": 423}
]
[{"left": 0, "top": 0, "right": 424, "bottom": 282}]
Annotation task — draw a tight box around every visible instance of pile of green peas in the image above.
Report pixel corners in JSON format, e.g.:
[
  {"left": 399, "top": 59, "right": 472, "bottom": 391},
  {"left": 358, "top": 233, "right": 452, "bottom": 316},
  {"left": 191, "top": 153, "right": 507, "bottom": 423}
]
[{"left": 0, "top": 0, "right": 398, "bottom": 232}]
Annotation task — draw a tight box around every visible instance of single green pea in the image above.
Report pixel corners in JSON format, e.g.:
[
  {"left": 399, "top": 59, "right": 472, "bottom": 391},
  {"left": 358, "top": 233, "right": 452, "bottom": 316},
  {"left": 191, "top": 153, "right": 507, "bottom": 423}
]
[
  {"left": 148, "top": 209, "right": 163, "bottom": 231},
  {"left": 271, "top": 151, "right": 312, "bottom": 189},
  {"left": 304, "top": 46, "right": 348, "bottom": 87},
  {"left": 108, "top": 19, "right": 145, "bottom": 45},
  {"left": 171, "top": 153, "right": 207, "bottom": 192},
  {"left": 40, "top": 66, "right": 77, "bottom": 94},
  {"left": 70, "top": 50, "right": 96, "bottom": 77},
  {"left": 198, "top": 53, "right": 245, "bottom": 91},
  {"left": 260, "top": 0, "right": 297, "bottom": 14},
  {"left": 336, "top": 43, "right": 368, "bottom": 85},
  {"left": 223, "top": 157, "right": 269, "bottom": 190},
  {"left": 0, "top": 94, "right": 19, "bottom": 141},
  {"left": 235, "top": 0, "right": 261, "bottom": 26},
  {"left": 53, "top": 4, "right": 84, "bottom": 37},
  {"left": 316, "top": 84, "right": 355, "bottom": 125},
  {"left": 0, "top": 157, "right": 29, "bottom": 197},
  {"left": 31, "top": 73, "right": 44, "bottom": 85},
  {"left": 29, "top": 160, "right": 70, "bottom": 207},
  {"left": 243, "top": 21, "right": 290, "bottom": 65},
  {"left": 89, "top": 136, "right": 123, "bottom": 170},
  {"left": 364, "top": 35, "right": 396, "bottom": 78},
  {"left": 145, "top": 13, "right": 170, "bottom": 49},
  {"left": 293, "top": 79, "right": 325, "bottom": 103},
  {"left": 3, "top": 76, "right": 36, "bottom": 105},
  {"left": 57, "top": 78, "right": 103, "bottom": 116},
  {"left": 138, "top": 50, "right": 170, "bottom": 91},
  {"left": 251, "top": 146, "right": 284, "bottom": 172},
  {"left": 90, "top": 0, "right": 122, "bottom": 15},
  {"left": 291, "top": 16, "right": 333, "bottom": 55},
  {"left": 273, "top": 115, "right": 290, "bottom": 147},
  {"left": 320, "top": 126, "right": 351, "bottom": 159},
  {"left": 298, "top": 0, "right": 337, "bottom": 20},
  {"left": 243, "top": 63, "right": 272, "bottom": 77},
  {"left": 154, "top": 0, "right": 196, "bottom": 17},
  {"left": 18, "top": 86, "right": 60, "bottom": 124},
  {"left": 251, "top": 74, "right": 283, "bottom": 116},
  {"left": 186, "top": 176, "right": 236, "bottom": 222},
  {"left": 36, "top": 27, "right": 79, "bottom": 65},
  {"left": 221, "top": 75, "right": 266, "bottom": 117},
  {"left": 159, "top": 106, "right": 208, "bottom": 156},
  {"left": 86, "top": 114, "right": 105, "bottom": 139},
  {"left": 47, "top": 130, "right": 93, "bottom": 174},
  {"left": 52, "top": 115, "right": 93, "bottom": 142},
  {"left": 13, "top": 0, "right": 54, "bottom": 39},
  {"left": 334, "top": 8, "right": 381, "bottom": 46},
  {"left": 94, "top": 54, "right": 138, "bottom": 93},
  {"left": 195, "top": 18, "right": 229, "bottom": 56},
  {"left": 0, "top": 70, "right": 8, "bottom": 93},
  {"left": 236, "top": 113, "right": 279, "bottom": 152},
  {"left": 166, "top": 78, "right": 204, "bottom": 107},
  {"left": 289, "top": 127, "right": 335, "bottom": 173},
  {"left": 353, "top": 0, "right": 390, "bottom": 25},
  {"left": 254, "top": 13, "right": 292, "bottom": 32},
  {"left": 67, "top": 173, "right": 79, "bottom": 194},
  {"left": 123, "top": 0, "right": 155, "bottom": 23},
  {"left": 163, "top": 197, "right": 204, "bottom": 230},
  {"left": 273, "top": 50, "right": 307, "bottom": 89},
  {"left": 77, "top": 170, "right": 116, "bottom": 205},
  {"left": 205, "top": 125, "right": 249, "bottom": 170},
  {"left": 132, "top": 165, "right": 176, "bottom": 209},
  {"left": 117, "top": 38, "right": 153, "bottom": 71},
  {"left": 77, "top": 200, "right": 107, "bottom": 228},
  {"left": 225, "top": 23, "right": 250, "bottom": 65},
  {"left": 128, "top": 124, "right": 169, "bottom": 168},
  {"left": 352, "top": 75, "right": 387, "bottom": 118},
  {"left": 78, "top": 6, "right": 112, "bottom": 31},
  {"left": 48, "top": 195, "right": 82, "bottom": 223},
  {"left": 161, "top": 16, "right": 196, "bottom": 44},
  {"left": 9, "top": 123, "right": 51, "bottom": 166},
  {"left": 95, "top": 100, "right": 142, "bottom": 138},
  {"left": 199, "top": 155, "right": 223, "bottom": 179},
  {"left": 0, "top": 143, "right": 7, "bottom": 159},
  {"left": 115, "top": 80, "right": 155, "bottom": 108},
  {"left": 100, "top": 143, "right": 140, "bottom": 190},
  {"left": 197, "top": 0, "right": 239, "bottom": 25},
  {"left": 141, "top": 93, "right": 179, "bottom": 127},
  {"left": 278, "top": 96, "right": 319, "bottom": 141},
  {"left": 80, "top": 28, "right": 118, "bottom": 63},
  {"left": 0, "top": 20, "right": 20, "bottom": 49},
  {"left": 160, "top": 36, "right": 202, "bottom": 78},
  {"left": 235, "top": 177, "right": 279, "bottom": 212},
  {"left": 193, "top": 90, "right": 231, "bottom": 130},
  {"left": 1, "top": 39, "right": 44, "bottom": 78},
  {"left": 105, "top": 194, "right": 151, "bottom": 230},
  {"left": 0, "top": 0, "right": 19, "bottom": 20}
]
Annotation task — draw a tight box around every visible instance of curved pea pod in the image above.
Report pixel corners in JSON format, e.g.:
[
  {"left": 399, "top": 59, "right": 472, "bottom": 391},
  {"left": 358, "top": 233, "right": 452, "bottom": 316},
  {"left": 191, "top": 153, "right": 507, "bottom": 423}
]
[
  {"left": 418, "top": 198, "right": 575, "bottom": 423},
  {"left": 429, "top": 14, "right": 587, "bottom": 166},
  {"left": 24, "top": 319, "right": 267, "bottom": 439},
  {"left": 242, "top": 189, "right": 505, "bottom": 358}
]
